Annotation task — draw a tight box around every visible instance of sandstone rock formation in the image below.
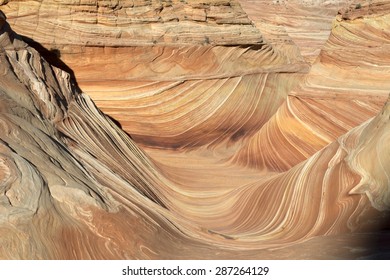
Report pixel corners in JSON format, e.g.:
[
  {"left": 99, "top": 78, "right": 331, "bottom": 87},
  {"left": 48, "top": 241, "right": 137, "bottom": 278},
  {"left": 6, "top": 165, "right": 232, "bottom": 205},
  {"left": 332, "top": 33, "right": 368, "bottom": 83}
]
[
  {"left": 239, "top": 0, "right": 356, "bottom": 63},
  {"left": 0, "top": 0, "right": 389, "bottom": 259},
  {"left": 233, "top": 0, "right": 390, "bottom": 172},
  {"left": 1, "top": 0, "right": 310, "bottom": 150}
]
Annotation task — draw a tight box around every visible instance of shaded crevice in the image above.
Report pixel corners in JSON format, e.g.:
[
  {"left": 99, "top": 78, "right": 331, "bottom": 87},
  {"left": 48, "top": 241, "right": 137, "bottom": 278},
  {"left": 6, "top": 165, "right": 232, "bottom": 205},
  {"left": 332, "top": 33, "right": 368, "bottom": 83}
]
[{"left": 18, "top": 34, "right": 81, "bottom": 94}]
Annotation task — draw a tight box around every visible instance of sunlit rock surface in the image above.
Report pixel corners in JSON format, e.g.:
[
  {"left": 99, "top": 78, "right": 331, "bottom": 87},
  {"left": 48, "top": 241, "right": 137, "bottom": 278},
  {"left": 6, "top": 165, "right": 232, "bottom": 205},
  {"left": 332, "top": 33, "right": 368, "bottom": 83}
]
[
  {"left": 233, "top": 0, "right": 390, "bottom": 171},
  {"left": 0, "top": 0, "right": 310, "bottom": 148},
  {"left": 239, "top": 0, "right": 356, "bottom": 64},
  {"left": 0, "top": 0, "right": 389, "bottom": 259}
]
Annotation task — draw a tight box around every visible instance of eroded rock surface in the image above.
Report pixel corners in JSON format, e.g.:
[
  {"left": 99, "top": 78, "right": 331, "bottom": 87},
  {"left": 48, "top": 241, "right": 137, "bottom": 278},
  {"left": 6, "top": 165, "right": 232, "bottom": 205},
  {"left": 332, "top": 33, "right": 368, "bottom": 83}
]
[{"left": 0, "top": 1, "right": 389, "bottom": 259}]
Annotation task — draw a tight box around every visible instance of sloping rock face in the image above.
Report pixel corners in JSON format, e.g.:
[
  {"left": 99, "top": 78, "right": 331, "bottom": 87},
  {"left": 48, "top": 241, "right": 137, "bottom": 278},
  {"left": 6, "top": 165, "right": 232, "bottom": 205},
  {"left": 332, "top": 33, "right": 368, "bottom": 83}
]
[
  {"left": 0, "top": 12, "right": 178, "bottom": 258},
  {"left": 233, "top": 0, "right": 390, "bottom": 172},
  {"left": 1, "top": 0, "right": 310, "bottom": 149},
  {"left": 239, "top": 0, "right": 356, "bottom": 64},
  {"left": 0, "top": 0, "right": 390, "bottom": 259}
]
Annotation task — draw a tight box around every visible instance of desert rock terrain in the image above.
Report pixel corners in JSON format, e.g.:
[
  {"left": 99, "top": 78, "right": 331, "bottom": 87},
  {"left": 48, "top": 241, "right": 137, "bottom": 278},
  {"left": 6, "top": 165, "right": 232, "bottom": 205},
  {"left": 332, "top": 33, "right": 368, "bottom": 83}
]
[{"left": 0, "top": 0, "right": 389, "bottom": 259}]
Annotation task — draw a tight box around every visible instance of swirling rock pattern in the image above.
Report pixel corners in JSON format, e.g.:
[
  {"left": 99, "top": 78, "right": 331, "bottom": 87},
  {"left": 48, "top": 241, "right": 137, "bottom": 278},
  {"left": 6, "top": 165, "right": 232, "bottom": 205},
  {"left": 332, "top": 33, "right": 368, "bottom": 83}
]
[
  {"left": 234, "top": 0, "right": 390, "bottom": 172},
  {"left": 0, "top": 0, "right": 389, "bottom": 259},
  {"left": 0, "top": 0, "right": 311, "bottom": 149}
]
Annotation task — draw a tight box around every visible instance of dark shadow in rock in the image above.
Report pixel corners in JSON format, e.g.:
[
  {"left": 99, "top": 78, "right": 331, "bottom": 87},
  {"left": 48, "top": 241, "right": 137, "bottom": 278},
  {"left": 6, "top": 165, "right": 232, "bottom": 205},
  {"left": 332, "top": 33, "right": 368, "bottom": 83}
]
[
  {"left": 105, "top": 114, "right": 134, "bottom": 140},
  {"left": 106, "top": 114, "right": 123, "bottom": 129},
  {"left": 18, "top": 34, "right": 81, "bottom": 93},
  {"left": 15, "top": 33, "right": 134, "bottom": 142},
  {"left": 363, "top": 211, "right": 390, "bottom": 259}
]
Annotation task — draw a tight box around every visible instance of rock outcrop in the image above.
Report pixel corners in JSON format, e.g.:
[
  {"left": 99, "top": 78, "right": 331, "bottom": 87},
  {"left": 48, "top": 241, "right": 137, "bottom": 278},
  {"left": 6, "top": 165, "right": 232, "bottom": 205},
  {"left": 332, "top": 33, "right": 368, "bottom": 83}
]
[
  {"left": 239, "top": 0, "right": 356, "bottom": 64},
  {"left": 0, "top": 0, "right": 389, "bottom": 259},
  {"left": 233, "top": 0, "right": 390, "bottom": 171},
  {"left": 1, "top": 0, "right": 310, "bottom": 149}
]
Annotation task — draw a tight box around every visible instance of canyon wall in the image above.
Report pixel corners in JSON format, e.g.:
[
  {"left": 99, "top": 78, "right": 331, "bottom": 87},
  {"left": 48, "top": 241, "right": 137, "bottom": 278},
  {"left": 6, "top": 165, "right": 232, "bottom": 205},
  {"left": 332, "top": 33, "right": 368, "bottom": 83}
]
[{"left": 0, "top": 0, "right": 389, "bottom": 259}]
